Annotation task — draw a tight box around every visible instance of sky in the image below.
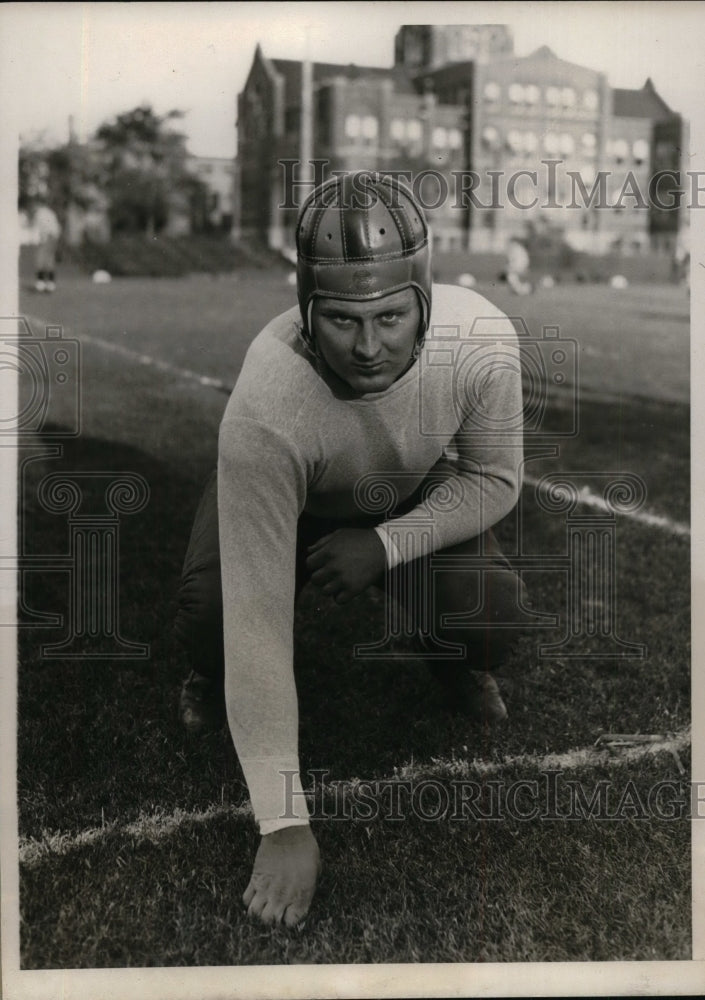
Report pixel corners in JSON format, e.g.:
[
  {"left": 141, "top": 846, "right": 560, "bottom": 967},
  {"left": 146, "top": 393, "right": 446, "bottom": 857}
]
[{"left": 2, "top": 1, "right": 704, "bottom": 159}]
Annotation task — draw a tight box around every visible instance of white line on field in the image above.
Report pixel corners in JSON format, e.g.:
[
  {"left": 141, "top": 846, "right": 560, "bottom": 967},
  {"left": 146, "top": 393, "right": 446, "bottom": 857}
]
[
  {"left": 524, "top": 475, "right": 690, "bottom": 538},
  {"left": 18, "top": 728, "right": 690, "bottom": 868},
  {"left": 25, "top": 315, "right": 690, "bottom": 538},
  {"left": 19, "top": 804, "right": 253, "bottom": 868},
  {"left": 392, "top": 727, "right": 691, "bottom": 781},
  {"left": 80, "top": 331, "right": 234, "bottom": 393}
]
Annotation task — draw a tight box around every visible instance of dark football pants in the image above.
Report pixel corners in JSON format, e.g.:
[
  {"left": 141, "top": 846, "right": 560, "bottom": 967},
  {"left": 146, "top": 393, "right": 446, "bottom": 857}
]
[{"left": 174, "top": 469, "right": 530, "bottom": 680}]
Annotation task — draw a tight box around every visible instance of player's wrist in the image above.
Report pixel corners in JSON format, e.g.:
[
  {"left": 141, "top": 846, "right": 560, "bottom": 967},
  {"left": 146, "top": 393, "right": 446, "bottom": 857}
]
[
  {"left": 261, "top": 823, "right": 316, "bottom": 844},
  {"left": 259, "top": 816, "right": 311, "bottom": 837}
]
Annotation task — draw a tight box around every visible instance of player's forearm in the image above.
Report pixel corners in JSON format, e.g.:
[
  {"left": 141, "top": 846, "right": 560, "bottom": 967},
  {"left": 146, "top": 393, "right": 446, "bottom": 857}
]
[
  {"left": 221, "top": 620, "right": 311, "bottom": 830},
  {"left": 375, "top": 461, "right": 520, "bottom": 566},
  {"left": 218, "top": 415, "right": 310, "bottom": 832}
]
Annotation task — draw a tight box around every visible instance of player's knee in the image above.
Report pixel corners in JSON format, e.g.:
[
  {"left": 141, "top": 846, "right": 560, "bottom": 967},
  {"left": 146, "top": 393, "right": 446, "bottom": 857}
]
[
  {"left": 433, "top": 567, "right": 529, "bottom": 636},
  {"left": 174, "top": 565, "right": 223, "bottom": 646}
]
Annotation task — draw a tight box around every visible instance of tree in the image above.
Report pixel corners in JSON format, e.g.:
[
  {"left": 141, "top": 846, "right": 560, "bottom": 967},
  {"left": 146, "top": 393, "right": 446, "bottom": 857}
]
[
  {"left": 95, "top": 104, "right": 206, "bottom": 236},
  {"left": 19, "top": 134, "right": 105, "bottom": 224}
]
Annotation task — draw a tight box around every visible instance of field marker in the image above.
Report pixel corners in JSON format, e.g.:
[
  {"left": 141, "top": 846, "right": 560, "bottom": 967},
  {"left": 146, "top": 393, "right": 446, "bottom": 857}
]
[{"left": 18, "top": 727, "right": 690, "bottom": 868}]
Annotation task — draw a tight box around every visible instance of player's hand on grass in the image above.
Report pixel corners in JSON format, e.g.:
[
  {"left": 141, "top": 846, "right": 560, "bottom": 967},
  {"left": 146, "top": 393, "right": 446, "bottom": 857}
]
[
  {"left": 243, "top": 824, "right": 321, "bottom": 928},
  {"left": 306, "top": 528, "right": 386, "bottom": 604}
]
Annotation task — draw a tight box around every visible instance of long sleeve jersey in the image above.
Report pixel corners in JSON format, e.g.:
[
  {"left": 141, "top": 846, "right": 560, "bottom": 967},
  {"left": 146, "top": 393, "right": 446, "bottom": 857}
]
[{"left": 218, "top": 283, "right": 524, "bottom": 832}]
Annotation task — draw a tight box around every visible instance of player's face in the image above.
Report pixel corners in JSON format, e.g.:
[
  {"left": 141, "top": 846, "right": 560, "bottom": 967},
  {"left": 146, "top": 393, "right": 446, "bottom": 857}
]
[{"left": 311, "top": 288, "right": 421, "bottom": 394}]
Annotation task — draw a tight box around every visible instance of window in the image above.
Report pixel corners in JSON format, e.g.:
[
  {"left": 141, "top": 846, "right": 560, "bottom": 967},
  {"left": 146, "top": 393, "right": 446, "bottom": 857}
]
[
  {"left": 390, "top": 118, "right": 405, "bottom": 141},
  {"left": 432, "top": 126, "right": 448, "bottom": 148},
  {"left": 583, "top": 89, "right": 599, "bottom": 111},
  {"left": 525, "top": 84, "right": 540, "bottom": 105},
  {"left": 484, "top": 81, "right": 500, "bottom": 101},
  {"left": 345, "top": 114, "right": 360, "bottom": 139},
  {"left": 544, "top": 131, "right": 560, "bottom": 154},
  {"left": 581, "top": 131, "right": 597, "bottom": 153},
  {"left": 611, "top": 138, "right": 628, "bottom": 163},
  {"left": 507, "top": 129, "right": 523, "bottom": 153},
  {"left": 559, "top": 132, "right": 575, "bottom": 155},
  {"left": 546, "top": 86, "right": 561, "bottom": 107},
  {"left": 633, "top": 139, "right": 649, "bottom": 164},
  {"left": 448, "top": 127, "right": 463, "bottom": 150},
  {"left": 406, "top": 119, "right": 422, "bottom": 142},
  {"left": 524, "top": 131, "right": 538, "bottom": 152},
  {"left": 508, "top": 83, "right": 524, "bottom": 104},
  {"left": 361, "top": 115, "right": 378, "bottom": 140},
  {"left": 562, "top": 87, "right": 576, "bottom": 107},
  {"left": 482, "top": 126, "right": 500, "bottom": 150}
]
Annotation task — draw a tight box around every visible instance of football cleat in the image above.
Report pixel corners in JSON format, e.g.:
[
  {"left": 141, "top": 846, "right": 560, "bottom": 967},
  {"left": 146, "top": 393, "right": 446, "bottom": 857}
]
[
  {"left": 428, "top": 662, "right": 508, "bottom": 724},
  {"left": 179, "top": 670, "right": 227, "bottom": 735}
]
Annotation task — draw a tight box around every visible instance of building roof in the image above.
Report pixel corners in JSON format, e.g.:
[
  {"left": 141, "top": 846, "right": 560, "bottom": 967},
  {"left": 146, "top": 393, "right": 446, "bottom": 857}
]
[
  {"left": 612, "top": 78, "right": 673, "bottom": 120},
  {"left": 270, "top": 57, "right": 416, "bottom": 100}
]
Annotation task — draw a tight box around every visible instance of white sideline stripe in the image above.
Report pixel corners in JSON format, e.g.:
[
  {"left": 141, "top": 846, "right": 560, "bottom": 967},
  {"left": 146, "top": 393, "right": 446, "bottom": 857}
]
[
  {"left": 36, "top": 317, "right": 686, "bottom": 540},
  {"left": 393, "top": 728, "right": 691, "bottom": 781},
  {"left": 19, "top": 804, "right": 253, "bottom": 868},
  {"left": 18, "top": 729, "right": 690, "bottom": 868},
  {"left": 84, "top": 332, "right": 689, "bottom": 540},
  {"left": 81, "top": 332, "right": 234, "bottom": 393},
  {"left": 525, "top": 475, "right": 690, "bottom": 538}
]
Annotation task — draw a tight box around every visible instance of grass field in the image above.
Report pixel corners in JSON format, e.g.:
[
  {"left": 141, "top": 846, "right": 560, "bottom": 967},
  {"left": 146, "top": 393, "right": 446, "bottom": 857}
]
[{"left": 13, "top": 269, "right": 690, "bottom": 966}]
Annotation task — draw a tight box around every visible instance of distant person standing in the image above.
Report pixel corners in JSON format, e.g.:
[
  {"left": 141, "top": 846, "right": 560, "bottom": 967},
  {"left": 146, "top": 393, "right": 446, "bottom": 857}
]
[
  {"left": 505, "top": 238, "right": 532, "bottom": 296},
  {"left": 31, "top": 199, "right": 61, "bottom": 293}
]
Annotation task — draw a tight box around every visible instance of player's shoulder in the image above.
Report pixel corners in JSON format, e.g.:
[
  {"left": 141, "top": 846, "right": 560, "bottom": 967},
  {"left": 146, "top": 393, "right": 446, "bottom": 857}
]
[
  {"left": 430, "top": 283, "right": 509, "bottom": 324},
  {"left": 428, "top": 283, "right": 516, "bottom": 343},
  {"left": 224, "top": 304, "right": 318, "bottom": 427}
]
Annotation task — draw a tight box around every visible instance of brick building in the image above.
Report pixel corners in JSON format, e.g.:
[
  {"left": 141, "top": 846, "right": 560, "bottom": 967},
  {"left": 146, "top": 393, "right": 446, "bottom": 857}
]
[{"left": 235, "top": 24, "right": 687, "bottom": 254}]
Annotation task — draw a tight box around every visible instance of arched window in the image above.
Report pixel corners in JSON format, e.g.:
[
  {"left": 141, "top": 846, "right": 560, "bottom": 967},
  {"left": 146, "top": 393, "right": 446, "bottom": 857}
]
[{"left": 484, "top": 81, "right": 501, "bottom": 101}]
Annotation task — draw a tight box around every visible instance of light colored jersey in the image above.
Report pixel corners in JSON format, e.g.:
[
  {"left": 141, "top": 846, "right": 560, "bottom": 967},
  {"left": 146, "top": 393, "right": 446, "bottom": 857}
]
[
  {"left": 34, "top": 205, "right": 61, "bottom": 241},
  {"left": 218, "top": 283, "right": 523, "bottom": 831}
]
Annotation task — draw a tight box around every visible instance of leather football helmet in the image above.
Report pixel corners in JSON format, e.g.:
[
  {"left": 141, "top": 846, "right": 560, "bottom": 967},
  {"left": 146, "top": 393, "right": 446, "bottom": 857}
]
[{"left": 295, "top": 171, "right": 432, "bottom": 349}]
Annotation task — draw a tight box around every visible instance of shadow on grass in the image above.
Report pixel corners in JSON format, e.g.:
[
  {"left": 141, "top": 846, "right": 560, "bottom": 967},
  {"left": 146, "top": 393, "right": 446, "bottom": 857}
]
[
  {"left": 15, "top": 386, "right": 692, "bottom": 968},
  {"left": 17, "top": 425, "right": 242, "bottom": 839},
  {"left": 17, "top": 392, "right": 691, "bottom": 842}
]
